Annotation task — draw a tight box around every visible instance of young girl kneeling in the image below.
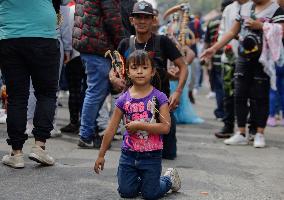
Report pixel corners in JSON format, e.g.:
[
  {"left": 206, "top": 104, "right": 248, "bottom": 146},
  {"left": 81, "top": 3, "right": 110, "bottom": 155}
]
[{"left": 94, "top": 50, "right": 181, "bottom": 199}]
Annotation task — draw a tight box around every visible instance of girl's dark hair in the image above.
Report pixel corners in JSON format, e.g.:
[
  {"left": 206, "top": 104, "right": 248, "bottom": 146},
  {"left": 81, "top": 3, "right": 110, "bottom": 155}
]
[{"left": 125, "top": 50, "right": 161, "bottom": 90}]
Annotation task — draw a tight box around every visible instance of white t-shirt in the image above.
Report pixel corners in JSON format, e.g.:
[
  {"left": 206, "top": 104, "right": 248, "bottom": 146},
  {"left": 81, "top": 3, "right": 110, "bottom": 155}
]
[{"left": 219, "top": 1, "right": 252, "bottom": 57}]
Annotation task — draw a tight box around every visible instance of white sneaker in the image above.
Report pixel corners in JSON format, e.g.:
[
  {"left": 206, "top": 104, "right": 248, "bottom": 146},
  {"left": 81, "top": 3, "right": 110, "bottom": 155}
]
[
  {"left": 0, "top": 113, "right": 7, "bottom": 124},
  {"left": 29, "top": 145, "right": 55, "bottom": 166},
  {"left": 50, "top": 127, "right": 62, "bottom": 138},
  {"left": 253, "top": 133, "right": 266, "bottom": 148},
  {"left": 2, "top": 153, "right": 24, "bottom": 168},
  {"left": 206, "top": 92, "right": 216, "bottom": 99},
  {"left": 25, "top": 121, "right": 34, "bottom": 138},
  {"left": 164, "top": 168, "right": 181, "bottom": 192},
  {"left": 224, "top": 132, "right": 248, "bottom": 145},
  {"left": 193, "top": 88, "right": 198, "bottom": 96},
  {"left": 58, "top": 90, "right": 69, "bottom": 99}
]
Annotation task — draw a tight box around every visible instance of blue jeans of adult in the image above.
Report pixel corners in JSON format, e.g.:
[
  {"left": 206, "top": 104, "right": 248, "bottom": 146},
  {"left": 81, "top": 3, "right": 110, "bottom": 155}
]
[
  {"left": 0, "top": 38, "right": 60, "bottom": 150},
  {"left": 269, "top": 65, "right": 284, "bottom": 116},
  {"left": 117, "top": 149, "right": 172, "bottom": 200},
  {"left": 79, "top": 54, "right": 110, "bottom": 142}
]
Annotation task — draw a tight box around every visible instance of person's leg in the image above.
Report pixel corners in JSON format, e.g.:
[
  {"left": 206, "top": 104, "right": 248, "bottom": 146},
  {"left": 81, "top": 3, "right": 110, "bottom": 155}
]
[
  {"left": 276, "top": 66, "right": 284, "bottom": 125},
  {"left": 193, "top": 58, "right": 201, "bottom": 90},
  {"left": 222, "top": 62, "right": 235, "bottom": 129},
  {"left": 79, "top": 54, "right": 110, "bottom": 145},
  {"left": 139, "top": 151, "right": 172, "bottom": 200},
  {"left": 96, "top": 96, "right": 111, "bottom": 132},
  {"left": 224, "top": 58, "right": 250, "bottom": 145},
  {"left": 213, "top": 66, "right": 224, "bottom": 119},
  {"left": 61, "top": 57, "right": 83, "bottom": 132},
  {"left": 267, "top": 89, "right": 277, "bottom": 126},
  {"left": 162, "top": 113, "right": 176, "bottom": 159},
  {"left": 117, "top": 151, "right": 140, "bottom": 198},
  {"left": 0, "top": 39, "right": 30, "bottom": 154},
  {"left": 188, "top": 65, "right": 196, "bottom": 104},
  {"left": 27, "top": 38, "right": 60, "bottom": 164},
  {"left": 250, "top": 64, "right": 270, "bottom": 148}
]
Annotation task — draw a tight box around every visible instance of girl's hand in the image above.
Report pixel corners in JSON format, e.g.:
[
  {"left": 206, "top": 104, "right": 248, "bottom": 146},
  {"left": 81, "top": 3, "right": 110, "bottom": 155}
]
[
  {"left": 245, "top": 18, "right": 263, "bottom": 30},
  {"left": 94, "top": 157, "right": 105, "bottom": 174},
  {"left": 125, "top": 121, "right": 141, "bottom": 133},
  {"left": 200, "top": 47, "right": 216, "bottom": 63}
]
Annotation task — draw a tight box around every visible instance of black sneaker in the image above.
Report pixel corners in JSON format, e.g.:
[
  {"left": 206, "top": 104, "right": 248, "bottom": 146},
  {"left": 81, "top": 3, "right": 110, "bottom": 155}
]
[
  {"left": 214, "top": 126, "right": 234, "bottom": 138},
  {"left": 93, "top": 134, "right": 102, "bottom": 149},
  {"left": 60, "top": 123, "right": 79, "bottom": 133},
  {"left": 188, "top": 91, "right": 195, "bottom": 104},
  {"left": 78, "top": 138, "right": 93, "bottom": 148}
]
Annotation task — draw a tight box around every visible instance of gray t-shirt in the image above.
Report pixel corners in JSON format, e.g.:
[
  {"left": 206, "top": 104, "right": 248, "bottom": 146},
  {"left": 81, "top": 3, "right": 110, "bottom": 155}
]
[{"left": 236, "top": 1, "right": 284, "bottom": 36}]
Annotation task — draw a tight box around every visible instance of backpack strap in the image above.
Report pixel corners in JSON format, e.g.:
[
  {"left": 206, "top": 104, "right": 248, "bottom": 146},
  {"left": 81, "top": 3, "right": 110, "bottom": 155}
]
[
  {"left": 129, "top": 35, "right": 136, "bottom": 55},
  {"left": 152, "top": 35, "right": 165, "bottom": 70}
]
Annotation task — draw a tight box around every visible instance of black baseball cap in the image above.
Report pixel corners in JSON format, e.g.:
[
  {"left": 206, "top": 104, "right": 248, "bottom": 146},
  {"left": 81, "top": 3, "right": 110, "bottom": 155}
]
[{"left": 132, "top": 1, "right": 154, "bottom": 16}]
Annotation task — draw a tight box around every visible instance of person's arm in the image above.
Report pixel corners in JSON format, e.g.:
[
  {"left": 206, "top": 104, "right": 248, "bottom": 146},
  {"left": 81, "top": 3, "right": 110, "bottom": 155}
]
[
  {"left": 200, "top": 21, "right": 240, "bottom": 61},
  {"left": 172, "top": 57, "right": 188, "bottom": 92},
  {"left": 125, "top": 103, "right": 171, "bottom": 135},
  {"left": 60, "top": 5, "right": 72, "bottom": 63},
  {"left": 162, "top": 36, "right": 189, "bottom": 110},
  {"left": 94, "top": 107, "right": 123, "bottom": 174},
  {"left": 183, "top": 46, "right": 196, "bottom": 64}
]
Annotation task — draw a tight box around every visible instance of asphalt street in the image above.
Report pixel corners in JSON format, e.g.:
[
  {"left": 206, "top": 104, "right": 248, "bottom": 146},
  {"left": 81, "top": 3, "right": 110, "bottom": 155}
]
[{"left": 0, "top": 88, "right": 284, "bottom": 200}]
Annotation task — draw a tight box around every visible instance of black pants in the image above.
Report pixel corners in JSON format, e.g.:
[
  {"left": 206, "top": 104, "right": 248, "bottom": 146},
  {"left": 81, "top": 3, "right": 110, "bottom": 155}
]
[
  {"left": 162, "top": 113, "right": 176, "bottom": 159},
  {"left": 65, "top": 56, "right": 87, "bottom": 125},
  {"left": 234, "top": 57, "right": 270, "bottom": 128},
  {"left": 0, "top": 38, "right": 60, "bottom": 150},
  {"left": 222, "top": 62, "right": 235, "bottom": 128}
]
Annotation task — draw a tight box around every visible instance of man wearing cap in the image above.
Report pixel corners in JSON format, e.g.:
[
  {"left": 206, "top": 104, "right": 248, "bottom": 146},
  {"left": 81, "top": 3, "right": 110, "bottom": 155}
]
[{"left": 117, "top": 0, "right": 188, "bottom": 160}]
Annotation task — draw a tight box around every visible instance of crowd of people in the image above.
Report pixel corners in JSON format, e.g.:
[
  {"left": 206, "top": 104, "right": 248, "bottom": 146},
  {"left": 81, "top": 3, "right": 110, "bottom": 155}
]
[{"left": 0, "top": 0, "right": 284, "bottom": 199}]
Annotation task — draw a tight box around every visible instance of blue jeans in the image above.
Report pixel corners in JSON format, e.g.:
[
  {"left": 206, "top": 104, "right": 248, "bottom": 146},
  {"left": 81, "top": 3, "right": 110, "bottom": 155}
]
[
  {"left": 269, "top": 66, "right": 284, "bottom": 116},
  {"left": 79, "top": 54, "right": 110, "bottom": 142},
  {"left": 117, "top": 149, "right": 172, "bottom": 200}
]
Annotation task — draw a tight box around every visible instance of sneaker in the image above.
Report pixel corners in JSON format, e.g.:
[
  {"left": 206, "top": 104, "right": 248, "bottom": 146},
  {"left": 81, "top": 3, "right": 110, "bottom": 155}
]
[
  {"left": 28, "top": 145, "right": 55, "bottom": 166},
  {"left": 164, "top": 168, "right": 181, "bottom": 192},
  {"left": 0, "top": 113, "right": 7, "bottom": 124},
  {"left": 206, "top": 92, "right": 216, "bottom": 99},
  {"left": 193, "top": 88, "right": 198, "bottom": 96},
  {"left": 50, "top": 127, "right": 62, "bottom": 138},
  {"left": 60, "top": 123, "right": 79, "bottom": 133},
  {"left": 2, "top": 153, "right": 24, "bottom": 169},
  {"left": 58, "top": 90, "right": 69, "bottom": 99},
  {"left": 267, "top": 116, "right": 276, "bottom": 127},
  {"left": 224, "top": 132, "right": 248, "bottom": 145},
  {"left": 253, "top": 133, "right": 266, "bottom": 148},
  {"left": 215, "top": 126, "right": 234, "bottom": 138},
  {"left": 25, "top": 121, "right": 34, "bottom": 138},
  {"left": 188, "top": 91, "right": 195, "bottom": 104},
  {"left": 78, "top": 138, "right": 93, "bottom": 148},
  {"left": 93, "top": 134, "right": 102, "bottom": 149}
]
